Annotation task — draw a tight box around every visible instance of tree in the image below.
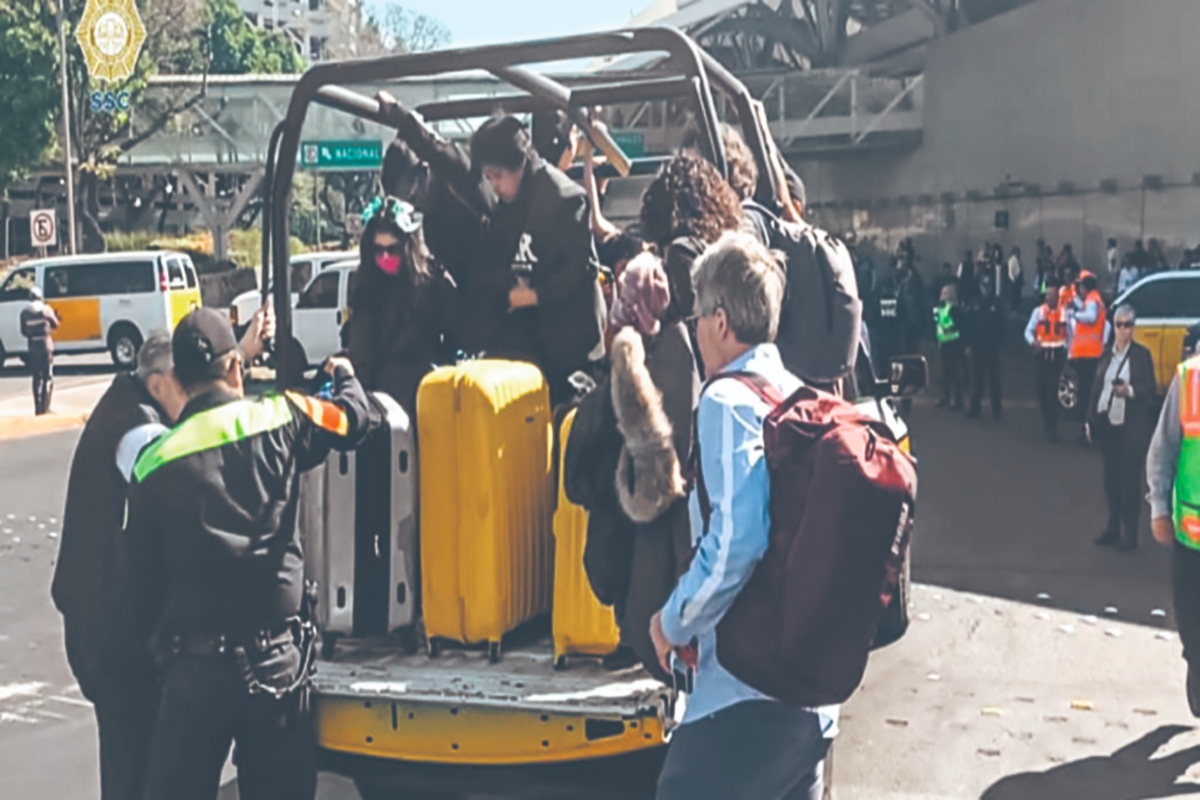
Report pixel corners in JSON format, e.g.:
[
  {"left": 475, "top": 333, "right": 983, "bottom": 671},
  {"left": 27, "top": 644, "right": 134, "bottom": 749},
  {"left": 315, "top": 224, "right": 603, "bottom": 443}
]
[
  {"left": 206, "top": 0, "right": 305, "bottom": 76},
  {"left": 0, "top": 1, "right": 61, "bottom": 195},
  {"left": 378, "top": 5, "right": 450, "bottom": 54},
  {"left": 58, "top": 0, "right": 307, "bottom": 251},
  {"left": 325, "top": 0, "right": 449, "bottom": 59}
]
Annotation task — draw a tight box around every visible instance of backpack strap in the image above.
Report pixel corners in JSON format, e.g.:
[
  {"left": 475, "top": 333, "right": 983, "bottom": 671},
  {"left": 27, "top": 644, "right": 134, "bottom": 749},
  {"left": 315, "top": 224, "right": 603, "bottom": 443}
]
[{"left": 691, "top": 371, "right": 785, "bottom": 532}]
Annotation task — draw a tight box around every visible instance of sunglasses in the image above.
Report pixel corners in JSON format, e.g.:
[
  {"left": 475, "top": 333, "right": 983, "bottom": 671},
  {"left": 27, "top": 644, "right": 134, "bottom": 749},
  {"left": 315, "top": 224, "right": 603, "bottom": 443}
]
[
  {"left": 1114, "top": 321, "right": 1135, "bottom": 328},
  {"left": 374, "top": 243, "right": 403, "bottom": 257}
]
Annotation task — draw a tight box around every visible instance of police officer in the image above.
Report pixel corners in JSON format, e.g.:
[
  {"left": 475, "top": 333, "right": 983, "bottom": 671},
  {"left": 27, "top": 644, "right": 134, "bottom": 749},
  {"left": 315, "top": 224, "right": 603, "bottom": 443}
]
[
  {"left": 871, "top": 275, "right": 903, "bottom": 380},
  {"left": 933, "top": 283, "right": 966, "bottom": 410},
  {"left": 21, "top": 287, "right": 59, "bottom": 415},
  {"left": 124, "top": 308, "right": 373, "bottom": 800},
  {"left": 53, "top": 311, "right": 271, "bottom": 800},
  {"left": 965, "top": 274, "right": 1007, "bottom": 421},
  {"left": 1148, "top": 352, "right": 1200, "bottom": 714},
  {"left": 1025, "top": 282, "right": 1068, "bottom": 441}
]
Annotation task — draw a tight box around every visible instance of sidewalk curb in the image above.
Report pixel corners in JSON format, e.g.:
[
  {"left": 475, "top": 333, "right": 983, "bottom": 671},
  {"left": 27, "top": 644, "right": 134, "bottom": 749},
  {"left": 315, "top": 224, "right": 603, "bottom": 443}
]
[{"left": 0, "top": 413, "right": 89, "bottom": 441}]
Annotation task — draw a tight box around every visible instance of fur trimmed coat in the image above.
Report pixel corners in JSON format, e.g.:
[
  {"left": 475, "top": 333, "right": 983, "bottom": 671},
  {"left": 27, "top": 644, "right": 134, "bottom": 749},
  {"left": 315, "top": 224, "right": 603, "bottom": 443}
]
[{"left": 565, "top": 323, "right": 698, "bottom": 681}]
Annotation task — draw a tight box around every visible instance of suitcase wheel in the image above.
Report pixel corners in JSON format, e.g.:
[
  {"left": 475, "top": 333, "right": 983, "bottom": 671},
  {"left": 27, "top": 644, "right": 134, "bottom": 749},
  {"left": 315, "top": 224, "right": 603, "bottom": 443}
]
[
  {"left": 320, "top": 633, "right": 339, "bottom": 661},
  {"left": 488, "top": 641, "right": 502, "bottom": 664},
  {"left": 553, "top": 655, "right": 567, "bottom": 671}
]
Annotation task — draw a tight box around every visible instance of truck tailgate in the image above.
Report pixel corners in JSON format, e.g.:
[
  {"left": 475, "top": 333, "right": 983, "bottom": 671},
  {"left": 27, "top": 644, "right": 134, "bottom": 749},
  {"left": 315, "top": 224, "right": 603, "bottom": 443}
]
[{"left": 312, "top": 638, "right": 675, "bottom": 765}]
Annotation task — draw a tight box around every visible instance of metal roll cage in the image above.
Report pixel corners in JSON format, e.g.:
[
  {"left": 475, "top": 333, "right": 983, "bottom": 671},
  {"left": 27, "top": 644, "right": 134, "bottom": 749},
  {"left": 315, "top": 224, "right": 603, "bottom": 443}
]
[{"left": 264, "top": 27, "right": 776, "bottom": 386}]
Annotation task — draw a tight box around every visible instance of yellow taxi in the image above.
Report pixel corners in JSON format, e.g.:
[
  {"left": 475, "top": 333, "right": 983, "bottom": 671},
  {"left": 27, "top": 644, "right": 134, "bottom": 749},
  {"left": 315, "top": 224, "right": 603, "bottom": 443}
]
[{"left": 1113, "top": 271, "right": 1200, "bottom": 394}]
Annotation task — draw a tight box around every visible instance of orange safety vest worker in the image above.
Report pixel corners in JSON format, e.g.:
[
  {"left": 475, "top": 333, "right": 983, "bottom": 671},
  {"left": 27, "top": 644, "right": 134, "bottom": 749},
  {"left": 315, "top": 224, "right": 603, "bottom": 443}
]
[
  {"left": 1070, "top": 289, "right": 1107, "bottom": 360},
  {"left": 1057, "top": 283, "right": 1076, "bottom": 312},
  {"left": 1034, "top": 303, "right": 1067, "bottom": 348}
]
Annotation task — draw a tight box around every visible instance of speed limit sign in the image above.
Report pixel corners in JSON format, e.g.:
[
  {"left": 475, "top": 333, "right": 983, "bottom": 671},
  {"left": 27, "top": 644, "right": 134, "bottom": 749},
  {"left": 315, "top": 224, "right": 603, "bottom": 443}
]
[{"left": 30, "top": 209, "right": 57, "bottom": 249}]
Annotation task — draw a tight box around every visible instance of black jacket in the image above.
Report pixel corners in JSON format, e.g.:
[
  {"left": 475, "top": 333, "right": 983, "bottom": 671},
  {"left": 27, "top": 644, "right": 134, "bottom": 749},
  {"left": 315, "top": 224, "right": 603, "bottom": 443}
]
[
  {"left": 966, "top": 295, "right": 1007, "bottom": 350},
  {"left": 1086, "top": 341, "right": 1156, "bottom": 442},
  {"left": 348, "top": 262, "right": 458, "bottom": 415},
  {"left": 484, "top": 163, "right": 606, "bottom": 391},
  {"left": 124, "top": 369, "right": 373, "bottom": 647},
  {"left": 387, "top": 113, "right": 490, "bottom": 291},
  {"left": 52, "top": 373, "right": 163, "bottom": 699}
]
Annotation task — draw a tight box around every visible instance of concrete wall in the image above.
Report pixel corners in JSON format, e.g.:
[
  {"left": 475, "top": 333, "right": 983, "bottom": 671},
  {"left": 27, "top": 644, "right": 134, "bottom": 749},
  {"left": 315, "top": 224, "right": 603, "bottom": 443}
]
[
  {"left": 796, "top": 0, "right": 1200, "bottom": 277},
  {"left": 805, "top": 0, "right": 1200, "bottom": 200}
]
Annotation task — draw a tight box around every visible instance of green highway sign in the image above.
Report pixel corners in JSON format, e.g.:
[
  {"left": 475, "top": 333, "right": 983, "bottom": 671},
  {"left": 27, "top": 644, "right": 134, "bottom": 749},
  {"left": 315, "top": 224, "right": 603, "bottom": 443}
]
[
  {"left": 610, "top": 131, "right": 645, "bottom": 159},
  {"left": 301, "top": 140, "right": 383, "bottom": 170}
]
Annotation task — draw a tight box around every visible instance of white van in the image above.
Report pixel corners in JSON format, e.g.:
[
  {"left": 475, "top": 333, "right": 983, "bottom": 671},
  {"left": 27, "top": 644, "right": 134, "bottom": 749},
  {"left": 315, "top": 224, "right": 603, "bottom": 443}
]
[
  {"left": 0, "top": 251, "right": 202, "bottom": 369},
  {"left": 289, "top": 261, "right": 358, "bottom": 369},
  {"left": 229, "top": 251, "right": 357, "bottom": 337}
]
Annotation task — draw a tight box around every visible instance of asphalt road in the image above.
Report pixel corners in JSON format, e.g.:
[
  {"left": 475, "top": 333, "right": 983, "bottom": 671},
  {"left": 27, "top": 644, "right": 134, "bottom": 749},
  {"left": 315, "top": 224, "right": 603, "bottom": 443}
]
[
  {"left": 0, "top": 353, "right": 118, "bottom": 413},
  {"left": 1, "top": 349, "right": 1198, "bottom": 799}
]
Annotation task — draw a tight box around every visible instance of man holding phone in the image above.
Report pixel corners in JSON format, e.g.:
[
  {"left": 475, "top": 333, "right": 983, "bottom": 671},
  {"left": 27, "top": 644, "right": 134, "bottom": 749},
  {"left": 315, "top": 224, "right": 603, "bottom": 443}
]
[{"left": 1087, "top": 304, "right": 1155, "bottom": 550}]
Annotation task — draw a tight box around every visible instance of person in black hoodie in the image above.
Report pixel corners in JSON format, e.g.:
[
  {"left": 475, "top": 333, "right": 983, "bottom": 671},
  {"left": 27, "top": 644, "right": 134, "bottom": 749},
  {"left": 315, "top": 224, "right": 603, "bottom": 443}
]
[
  {"left": 470, "top": 115, "right": 607, "bottom": 403},
  {"left": 347, "top": 196, "right": 458, "bottom": 416},
  {"left": 966, "top": 274, "right": 1007, "bottom": 421}
]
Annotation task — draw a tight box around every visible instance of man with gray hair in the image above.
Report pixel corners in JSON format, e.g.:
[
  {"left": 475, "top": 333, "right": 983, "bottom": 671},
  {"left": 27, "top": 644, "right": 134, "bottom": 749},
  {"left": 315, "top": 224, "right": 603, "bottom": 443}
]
[
  {"left": 650, "top": 232, "right": 837, "bottom": 800},
  {"left": 51, "top": 308, "right": 272, "bottom": 800},
  {"left": 1087, "top": 304, "right": 1155, "bottom": 551}
]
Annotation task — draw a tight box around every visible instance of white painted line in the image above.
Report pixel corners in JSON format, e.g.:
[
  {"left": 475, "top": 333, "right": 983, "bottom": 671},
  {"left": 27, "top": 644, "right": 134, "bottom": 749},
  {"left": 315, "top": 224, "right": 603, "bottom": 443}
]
[{"left": 0, "top": 681, "right": 47, "bottom": 702}]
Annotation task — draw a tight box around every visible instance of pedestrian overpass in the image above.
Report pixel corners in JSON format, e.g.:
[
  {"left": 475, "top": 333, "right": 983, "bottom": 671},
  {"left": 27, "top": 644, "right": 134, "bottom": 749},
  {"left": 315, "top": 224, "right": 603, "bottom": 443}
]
[{"left": 7, "top": 59, "right": 922, "bottom": 261}]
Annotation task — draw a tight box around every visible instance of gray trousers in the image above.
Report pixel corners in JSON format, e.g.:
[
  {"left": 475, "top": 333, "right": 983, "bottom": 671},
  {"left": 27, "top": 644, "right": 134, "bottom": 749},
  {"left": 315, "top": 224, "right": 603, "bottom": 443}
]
[{"left": 656, "top": 700, "right": 830, "bottom": 800}]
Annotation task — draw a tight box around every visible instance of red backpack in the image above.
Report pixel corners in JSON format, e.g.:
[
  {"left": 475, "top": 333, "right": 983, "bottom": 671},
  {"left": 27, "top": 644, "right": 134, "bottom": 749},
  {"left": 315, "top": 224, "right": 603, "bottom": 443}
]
[{"left": 698, "top": 375, "right": 917, "bottom": 708}]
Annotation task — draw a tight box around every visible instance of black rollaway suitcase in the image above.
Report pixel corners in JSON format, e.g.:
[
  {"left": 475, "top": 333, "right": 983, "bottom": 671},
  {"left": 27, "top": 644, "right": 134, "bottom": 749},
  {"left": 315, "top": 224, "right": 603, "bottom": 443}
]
[{"left": 299, "top": 391, "right": 419, "bottom": 656}]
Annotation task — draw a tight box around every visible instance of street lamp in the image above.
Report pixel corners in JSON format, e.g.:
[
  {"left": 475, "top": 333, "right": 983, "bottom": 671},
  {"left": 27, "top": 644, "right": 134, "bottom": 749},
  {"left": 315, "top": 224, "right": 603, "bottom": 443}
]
[{"left": 55, "top": 0, "right": 78, "bottom": 255}]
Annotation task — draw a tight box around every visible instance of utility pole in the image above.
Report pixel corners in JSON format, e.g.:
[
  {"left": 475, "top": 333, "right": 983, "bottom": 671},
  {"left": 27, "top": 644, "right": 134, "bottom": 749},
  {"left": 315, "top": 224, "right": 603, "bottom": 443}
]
[{"left": 55, "top": 0, "right": 78, "bottom": 254}]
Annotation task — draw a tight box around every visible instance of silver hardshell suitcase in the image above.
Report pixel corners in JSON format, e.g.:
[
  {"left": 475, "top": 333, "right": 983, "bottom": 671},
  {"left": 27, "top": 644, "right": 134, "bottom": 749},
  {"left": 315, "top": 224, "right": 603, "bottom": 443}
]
[
  {"left": 299, "top": 391, "right": 418, "bottom": 651},
  {"left": 299, "top": 448, "right": 356, "bottom": 635},
  {"left": 369, "top": 392, "right": 419, "bottom": 634}
]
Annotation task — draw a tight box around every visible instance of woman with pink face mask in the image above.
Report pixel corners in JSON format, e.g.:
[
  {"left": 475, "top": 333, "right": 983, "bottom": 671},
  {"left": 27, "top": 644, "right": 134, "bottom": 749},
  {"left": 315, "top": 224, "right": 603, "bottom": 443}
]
[{"left": 347, "top": 196, "right": 459, "bottom": 414}]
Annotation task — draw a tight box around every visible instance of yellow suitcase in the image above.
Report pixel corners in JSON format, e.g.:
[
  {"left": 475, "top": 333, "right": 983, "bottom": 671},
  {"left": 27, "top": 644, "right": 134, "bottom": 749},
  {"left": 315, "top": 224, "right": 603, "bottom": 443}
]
[
  {"left": 552, "top": 408, "right": 621, "bottom": 668},
  {"left": 417, "top": 360, "right": 554, "bottom": 661}
]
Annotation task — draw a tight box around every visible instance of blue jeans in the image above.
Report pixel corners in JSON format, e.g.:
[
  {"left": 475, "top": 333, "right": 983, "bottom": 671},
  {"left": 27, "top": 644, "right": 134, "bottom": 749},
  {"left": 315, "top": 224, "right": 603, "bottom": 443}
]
[{"left": 656, "top": 700, "right": 830, "bottom": 800}]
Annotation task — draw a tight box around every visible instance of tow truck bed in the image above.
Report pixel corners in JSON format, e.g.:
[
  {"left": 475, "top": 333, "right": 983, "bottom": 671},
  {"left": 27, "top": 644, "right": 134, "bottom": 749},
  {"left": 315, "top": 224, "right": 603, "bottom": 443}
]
[{"left": 312, "top": 637, "right": 675, "bottom": 766}]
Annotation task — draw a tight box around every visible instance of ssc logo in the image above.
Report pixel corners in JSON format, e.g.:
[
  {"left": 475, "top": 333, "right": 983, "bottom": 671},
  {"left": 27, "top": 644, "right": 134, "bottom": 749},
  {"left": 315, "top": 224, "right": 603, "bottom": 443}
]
[{"left": 90, "top": 90, "right": 132, "bottom": 115}]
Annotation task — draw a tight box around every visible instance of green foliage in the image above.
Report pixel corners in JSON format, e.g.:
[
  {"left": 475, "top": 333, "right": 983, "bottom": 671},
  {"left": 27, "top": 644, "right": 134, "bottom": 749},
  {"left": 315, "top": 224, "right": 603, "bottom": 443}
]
[
  {"left": 205, "top": 0, "right": 305, "bottom": 76},
  {"left": 0, "top": 0, "right": 60, "bottom": 193}
]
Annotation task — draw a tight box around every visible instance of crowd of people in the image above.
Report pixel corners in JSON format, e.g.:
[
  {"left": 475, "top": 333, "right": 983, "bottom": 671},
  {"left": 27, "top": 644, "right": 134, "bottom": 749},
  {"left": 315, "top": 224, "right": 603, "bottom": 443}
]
[{"left": 50, "top": 95, "right": 864, "bottom": 800}]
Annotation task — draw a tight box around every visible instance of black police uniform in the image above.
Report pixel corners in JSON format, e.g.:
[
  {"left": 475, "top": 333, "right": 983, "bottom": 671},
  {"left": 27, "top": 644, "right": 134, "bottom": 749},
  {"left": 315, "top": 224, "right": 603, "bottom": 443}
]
[
  {"left": 124, "top": 310, "right": 373, "bottom": 800},
  {"left": 966, "top": 287, "right": 1007, "bottom": 420},
  {"left": 20, "top": 300, "right": 59, "bottom": 415}
]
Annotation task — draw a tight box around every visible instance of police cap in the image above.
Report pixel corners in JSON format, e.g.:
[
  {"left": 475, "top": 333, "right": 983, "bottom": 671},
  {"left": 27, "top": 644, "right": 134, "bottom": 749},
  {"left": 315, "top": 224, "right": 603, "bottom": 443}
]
[{"left": 173, "top": 308, "right": 239, "bottom": 386}]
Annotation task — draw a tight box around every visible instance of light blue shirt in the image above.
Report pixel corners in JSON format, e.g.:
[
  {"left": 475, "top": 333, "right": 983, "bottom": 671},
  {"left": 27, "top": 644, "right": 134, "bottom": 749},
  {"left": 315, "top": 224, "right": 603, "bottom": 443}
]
[{"left": 659, "top": 344, "right": 838, "bottom": 736}]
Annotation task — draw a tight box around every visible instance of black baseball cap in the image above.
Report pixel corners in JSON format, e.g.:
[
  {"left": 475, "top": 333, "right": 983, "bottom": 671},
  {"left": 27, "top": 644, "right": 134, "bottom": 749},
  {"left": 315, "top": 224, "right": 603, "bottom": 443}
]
[{"left": 173, "top": 308, "right": 240, "bottom": 386}]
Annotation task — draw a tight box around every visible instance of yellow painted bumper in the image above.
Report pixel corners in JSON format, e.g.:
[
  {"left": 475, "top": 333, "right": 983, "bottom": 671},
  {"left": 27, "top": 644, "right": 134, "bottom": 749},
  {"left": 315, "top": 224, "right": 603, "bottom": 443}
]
[{"left": 315, "top": 696, "right": 669, "bottom": 766}]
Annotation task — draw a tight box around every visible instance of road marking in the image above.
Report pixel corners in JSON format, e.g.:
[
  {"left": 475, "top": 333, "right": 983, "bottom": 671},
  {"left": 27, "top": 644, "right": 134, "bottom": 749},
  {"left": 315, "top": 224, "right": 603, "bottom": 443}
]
[{"left": 0, "top": 681, "right": 46, "bottom": 702}]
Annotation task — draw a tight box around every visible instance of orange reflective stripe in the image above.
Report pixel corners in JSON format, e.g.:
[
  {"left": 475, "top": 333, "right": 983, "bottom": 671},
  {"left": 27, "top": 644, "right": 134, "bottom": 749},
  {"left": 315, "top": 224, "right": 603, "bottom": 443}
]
[
  {"left": 285, "top": 391, "right": 350, "bottom": 437},
  {"left": 1182, "top": 517, "right": 1200, "bottom": 547},
  {"left": 1182, "top": 366, "right": 1200, "bottom": 438},
  {"left": 1035, "top": 306, "right": 1067, "bottom": 345}
]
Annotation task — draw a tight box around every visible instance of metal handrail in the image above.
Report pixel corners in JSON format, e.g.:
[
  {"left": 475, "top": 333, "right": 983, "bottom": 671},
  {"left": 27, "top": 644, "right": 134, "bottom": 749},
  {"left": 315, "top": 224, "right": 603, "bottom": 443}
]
[{"left": 266, "top": 27, "right": 768, "bottom": 386}]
